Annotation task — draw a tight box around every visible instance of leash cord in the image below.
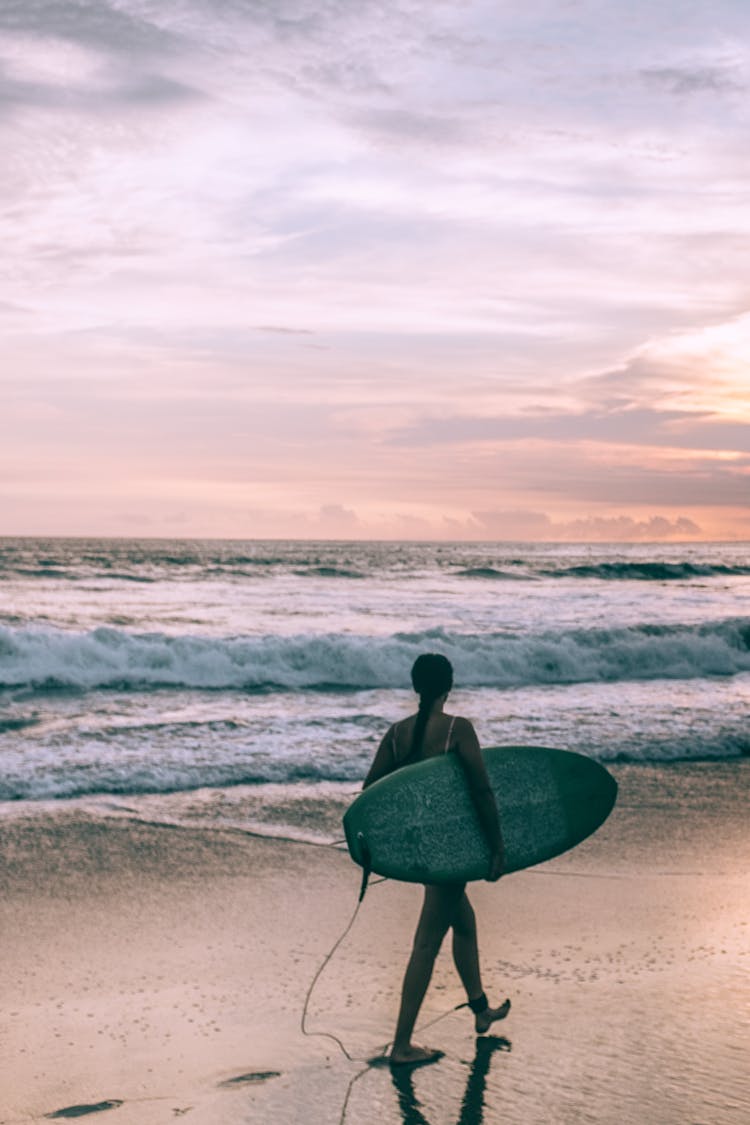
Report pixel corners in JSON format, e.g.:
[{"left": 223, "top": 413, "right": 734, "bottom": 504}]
[{"left": 300, "top": 892, "right": 364, "bottom": 1062}]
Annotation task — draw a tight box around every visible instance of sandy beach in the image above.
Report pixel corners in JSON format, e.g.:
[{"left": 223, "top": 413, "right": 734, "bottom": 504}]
[{"left": 2, "top": 761, "right": 749, "bottom": 1125}]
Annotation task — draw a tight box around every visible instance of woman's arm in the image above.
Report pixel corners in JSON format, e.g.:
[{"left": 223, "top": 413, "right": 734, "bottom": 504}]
[
  {"left": 453, "top": 717, "right": 505, "bottom": 880},
  {"left": 362, "top": 725, "right": 396, "bottom": 789}
]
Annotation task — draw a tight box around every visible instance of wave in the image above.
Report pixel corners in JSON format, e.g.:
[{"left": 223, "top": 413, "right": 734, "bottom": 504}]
[
  {"left": 1, "top": 620, "right": 749, "bottom": 693},
  {"left": 0, "top": 555, "right": 369, "bottom": 581},
  {"left": 1, "top": 728, "right": 747, "bottom": 803},
  {"left": 0, "top": 760, "right": 364, "bottom": 803},
  {"left": 11, "top": 567, "right": 75, "bottom": 579},
  {"left": 0, "top": 565, "right": 158, "bottom": 583},
  {"left": 2, "top": 541, "right": 748, "bottom": 585},
  {"left": 455, "top": 567, "right": 526, "bottom": 579},
  {"left": 294, "top": 566, "right": 365, "bottom": 578},
  {"left": 546, "top": 562, "right": 750, "bottom": 581},
  {"left": 0, "top": 715, "right": 40, "bottom": 734}
]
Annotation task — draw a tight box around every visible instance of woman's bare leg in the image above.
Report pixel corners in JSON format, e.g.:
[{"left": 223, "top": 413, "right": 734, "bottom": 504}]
[
  {"left": 451, "top": 891, "right": 482, "bottom": 999},
  {"left": 391, "top": 883, "right": 464, "bottom": 1064},
  {"left": 452, "top": 891, "right": 511, "bottom": 1033}
]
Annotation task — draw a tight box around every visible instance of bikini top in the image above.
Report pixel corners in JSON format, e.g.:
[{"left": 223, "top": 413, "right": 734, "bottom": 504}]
[{"left": 392, "top": 714, "right": 456, "bottom": 764}]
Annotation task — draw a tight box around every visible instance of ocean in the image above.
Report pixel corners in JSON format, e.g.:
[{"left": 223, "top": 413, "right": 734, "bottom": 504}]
[{"left": 1, "top": 537, "right": 749, "bottom": 842}]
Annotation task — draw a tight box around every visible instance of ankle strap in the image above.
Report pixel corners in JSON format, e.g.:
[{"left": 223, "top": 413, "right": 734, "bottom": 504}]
[{"left": 468, "top": 991, "right": 488, "bottom": 1014}]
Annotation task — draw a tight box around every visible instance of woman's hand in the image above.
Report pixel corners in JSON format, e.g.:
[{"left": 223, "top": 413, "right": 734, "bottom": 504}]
[{"left": 486, "top": 849, "right": 505, "bottom": 882}]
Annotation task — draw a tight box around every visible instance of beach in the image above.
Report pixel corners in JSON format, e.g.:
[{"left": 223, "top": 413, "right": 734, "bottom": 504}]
[
  {"left": 2, "top": 760, "right": 749, "bottom": 1125},
  {"left": 2, "top": 538, "right": 749, "bottom": 1122}
]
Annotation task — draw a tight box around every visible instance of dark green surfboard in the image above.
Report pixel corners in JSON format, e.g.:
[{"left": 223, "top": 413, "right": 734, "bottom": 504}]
[{"left": 344, "top": 746, "right": 617, "bottom": 884}]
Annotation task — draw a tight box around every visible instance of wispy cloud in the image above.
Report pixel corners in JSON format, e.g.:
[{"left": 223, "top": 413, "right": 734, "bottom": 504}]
[
  {"left": 387, "top": 406, "right": 750, "bottom": 453},
  {"left": 641, "top": 62, "right": 745, "bottom": 95},
  {"left": 1, "top": 0, "right": 748, "bottom": 537},
  {"left": 472, "top": 510, "right": 702, "bottom": 541}
]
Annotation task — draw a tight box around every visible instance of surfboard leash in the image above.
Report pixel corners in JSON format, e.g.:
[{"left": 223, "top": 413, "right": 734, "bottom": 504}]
[
  {"left": 300, "top": 890, "right": 365, "bottom": 1063},
  {"left": 299, "top": 828, "right": 380, "bottom": 1060},
  {"left": 356, "top": 832, "right": 372, "bottom": 902}
]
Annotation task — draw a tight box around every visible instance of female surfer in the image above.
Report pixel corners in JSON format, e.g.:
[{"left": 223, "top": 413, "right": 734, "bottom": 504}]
[{"left": 363, "top": 652, "right": 510, "bottom": 1067}]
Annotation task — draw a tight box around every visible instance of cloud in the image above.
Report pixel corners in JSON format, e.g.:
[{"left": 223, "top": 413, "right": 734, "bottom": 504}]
[
  {"left": 641, "top": 63, "right": 744, "bottom": 95},
  {"left": 472, "top": 509, "right": 553, "bottom": 538},
  {"left": 347, "top": 106, "right": 471, "bottom": 149},
  {"left": 386, "top": 407, "right": 750, "bottom": 453},
  {"left": 317, "top": 503, "right": 360, "bottom": 531},
  {"left": 472, "top": 510, "right": 702, "bottom": 541},
  {"left": 539, "top": 459, "right": 750, "bottom": 508},
  {"left": 232, "top": 502, "right": 362, "bottom": 539},
  {"left": 0, "top": 66, "right": 201, "bottom": 110},
  {"left": 0, "top": 298, "right": 31, "bottom": 315},
  {"left": 0, "top": 1, "right": 177, "bottom": 55},
  {"left": 108, "top": 72, "right": 202, "bottom": 105}
]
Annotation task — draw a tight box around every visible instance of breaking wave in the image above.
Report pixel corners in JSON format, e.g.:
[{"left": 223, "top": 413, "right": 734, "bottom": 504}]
[
  {"left": 455, "top": 567, "right": 525, "bottom": 579},
  {"left": 546, "top": 562, "right": 750, "bottom": 581},
  {"left": 1, "top": 619, "right": 749, "bottom": 693}
]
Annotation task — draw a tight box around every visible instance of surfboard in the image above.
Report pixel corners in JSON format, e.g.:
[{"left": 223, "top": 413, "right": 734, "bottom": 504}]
[{"left": 343, "top": 746, "right": 617, "bottom": 884}]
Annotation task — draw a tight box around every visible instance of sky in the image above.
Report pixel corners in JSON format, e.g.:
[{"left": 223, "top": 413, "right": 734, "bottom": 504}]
[{"left": 1, "top": 0, "right": 749, "bottom": 540}]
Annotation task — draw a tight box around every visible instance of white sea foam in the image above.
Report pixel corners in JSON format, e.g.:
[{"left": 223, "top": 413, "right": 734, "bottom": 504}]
[
  {"left": 2, "top": 540, "right": 749, "bottom": 806},
  {"left": 1, "top": 619, "right": 749, "bottom": 692}
]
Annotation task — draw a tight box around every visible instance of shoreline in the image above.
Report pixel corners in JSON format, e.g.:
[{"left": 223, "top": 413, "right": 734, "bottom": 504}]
[
  {"left": 2, "top": 762, "right": 749, "bottom": 1124},
  {"left": 2, "top": 756, "right": 749, "bottom": 860}
]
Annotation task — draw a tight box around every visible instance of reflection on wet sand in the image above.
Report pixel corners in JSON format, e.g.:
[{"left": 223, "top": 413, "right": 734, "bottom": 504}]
[{"left": 389, "top": 1036, "right": 512, "bottom": 1125}]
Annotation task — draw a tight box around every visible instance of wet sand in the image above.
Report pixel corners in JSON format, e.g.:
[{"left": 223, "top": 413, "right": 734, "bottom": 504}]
[{"left": 1, "top": 761, "right": 749, "bottom": 1124}]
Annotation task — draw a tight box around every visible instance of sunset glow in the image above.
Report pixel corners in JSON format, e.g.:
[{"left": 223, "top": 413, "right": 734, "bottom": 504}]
[{"left": 1, "top": 1, "right": 748, "bottom": 539}]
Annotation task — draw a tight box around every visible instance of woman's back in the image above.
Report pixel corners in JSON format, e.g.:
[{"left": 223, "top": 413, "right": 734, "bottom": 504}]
[{"left": 391, "top": 712, "right": 458, "bottom": 765}]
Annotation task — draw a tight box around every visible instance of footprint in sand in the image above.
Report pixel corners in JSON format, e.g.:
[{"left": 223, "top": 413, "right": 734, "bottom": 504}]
[
  {"left": 218, "top": 1071, "right": 281, "bottom": 1088},
  {"left": 45, "top": 1102, "right": 124, "bottom": 1119}
]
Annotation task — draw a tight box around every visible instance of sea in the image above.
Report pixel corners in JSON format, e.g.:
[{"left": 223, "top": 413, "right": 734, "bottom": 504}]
[{"left": 1, "top": 537, "right": 749, "bottom": 842}]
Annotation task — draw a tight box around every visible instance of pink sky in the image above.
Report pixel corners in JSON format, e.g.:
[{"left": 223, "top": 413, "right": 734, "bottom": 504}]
[{"left": 1, "top": 0, "right": 749, "bottom": 540}]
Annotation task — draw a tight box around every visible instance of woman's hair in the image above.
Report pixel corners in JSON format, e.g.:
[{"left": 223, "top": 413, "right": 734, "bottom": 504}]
[{"left": 409, "top": 653, "right": 453, "bottom": 759}]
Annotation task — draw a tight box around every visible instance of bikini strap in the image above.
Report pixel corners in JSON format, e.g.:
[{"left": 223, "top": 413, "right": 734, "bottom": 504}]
[{"left": 445, "top": 715, "right": 456, "bottom": 752}]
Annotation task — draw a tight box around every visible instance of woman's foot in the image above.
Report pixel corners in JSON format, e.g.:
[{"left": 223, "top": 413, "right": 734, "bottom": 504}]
[
  {"left": 389, "top": 1044, "right": 444, "bottom": 1068},
  {"left": 475, "top": 998, "right": 511, "bottom": 1034}
]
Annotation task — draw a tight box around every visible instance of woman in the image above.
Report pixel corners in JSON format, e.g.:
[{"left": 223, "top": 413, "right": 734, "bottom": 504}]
[{"left": 363, "top": 653, "right": 510, "bottom": 1067}]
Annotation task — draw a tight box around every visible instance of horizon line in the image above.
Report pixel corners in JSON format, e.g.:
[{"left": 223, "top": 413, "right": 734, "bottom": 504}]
[{"left": 0, "top": 533, "right": 746, "bottom": 546}]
